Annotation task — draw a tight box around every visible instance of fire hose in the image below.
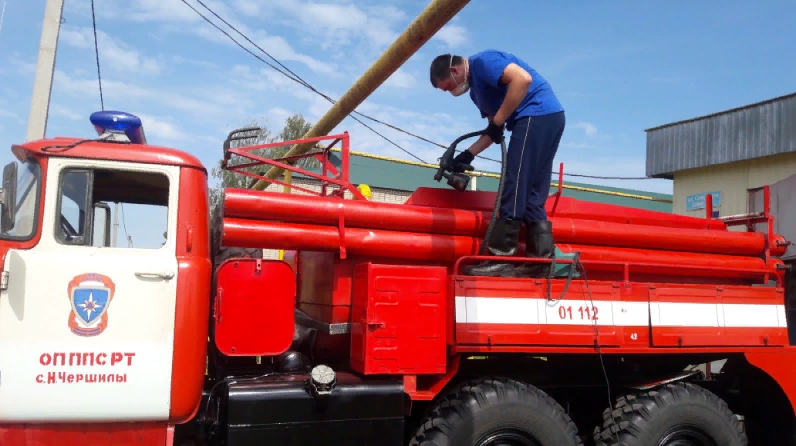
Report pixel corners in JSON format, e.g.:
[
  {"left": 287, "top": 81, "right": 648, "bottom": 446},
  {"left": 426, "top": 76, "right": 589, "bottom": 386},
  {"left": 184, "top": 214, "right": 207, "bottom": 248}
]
[{"left": 435, "top": 130, "right": 508, "bottom": 255}]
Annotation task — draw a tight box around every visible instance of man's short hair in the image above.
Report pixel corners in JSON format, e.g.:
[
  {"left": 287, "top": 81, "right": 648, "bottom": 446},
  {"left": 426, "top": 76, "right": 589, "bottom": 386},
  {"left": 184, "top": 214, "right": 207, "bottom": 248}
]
[{"left": 430, "top": 54, "right": 463, "bottom": 87}]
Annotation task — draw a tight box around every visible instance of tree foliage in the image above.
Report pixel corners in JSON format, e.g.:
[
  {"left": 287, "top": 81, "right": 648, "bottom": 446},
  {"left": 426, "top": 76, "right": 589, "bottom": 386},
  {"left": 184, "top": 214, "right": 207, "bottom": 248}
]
[{"left": 209, "top": 113, "right": 316, "bottom": 211}]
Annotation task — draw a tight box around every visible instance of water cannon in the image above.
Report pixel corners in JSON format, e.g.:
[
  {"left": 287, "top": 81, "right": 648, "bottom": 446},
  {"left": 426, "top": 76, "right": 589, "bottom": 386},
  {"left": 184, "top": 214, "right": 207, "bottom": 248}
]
[{"left": 89, "top": 111, "right": 147, "bottom": 145}]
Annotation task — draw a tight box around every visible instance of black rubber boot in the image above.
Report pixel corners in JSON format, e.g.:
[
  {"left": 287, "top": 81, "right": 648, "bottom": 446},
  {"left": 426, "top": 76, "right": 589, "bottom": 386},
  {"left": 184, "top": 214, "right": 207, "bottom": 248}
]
[
  {"left": 515, "top": 220, "right": 555, "bottom": 278},
  {"left": 463, "top": 219, "right": 522, "bottom": 277}
]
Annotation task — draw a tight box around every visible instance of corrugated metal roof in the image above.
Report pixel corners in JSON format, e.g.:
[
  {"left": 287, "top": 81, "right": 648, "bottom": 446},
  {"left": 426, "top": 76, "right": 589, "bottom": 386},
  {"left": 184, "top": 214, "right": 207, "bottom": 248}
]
[{"left": 645, "top": 92, "right": 796, "bottom": 179}]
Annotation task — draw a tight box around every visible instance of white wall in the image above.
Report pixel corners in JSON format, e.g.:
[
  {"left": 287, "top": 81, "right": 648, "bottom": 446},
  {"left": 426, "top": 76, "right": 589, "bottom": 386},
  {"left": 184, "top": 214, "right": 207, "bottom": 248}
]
[{"left": 672, "top": 152, "right": 796, "bottom": 223}]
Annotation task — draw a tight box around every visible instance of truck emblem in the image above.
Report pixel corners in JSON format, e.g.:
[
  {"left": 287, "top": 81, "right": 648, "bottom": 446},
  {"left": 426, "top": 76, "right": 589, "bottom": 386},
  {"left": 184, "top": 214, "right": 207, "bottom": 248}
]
[{"left": 67, "top": 273, "right": 116, "bottom": 337}]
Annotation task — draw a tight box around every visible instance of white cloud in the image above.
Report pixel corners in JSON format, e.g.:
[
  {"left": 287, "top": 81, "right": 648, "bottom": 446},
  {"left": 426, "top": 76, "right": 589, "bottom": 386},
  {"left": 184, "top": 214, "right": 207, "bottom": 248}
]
[
  {"left": 88, "top": 0, "right": 335, "bottom": 75},
  {"left": 50, "top": 104, "right": 83, "bottom": 121},
  {"left": 573, "top": 122, "right": 598, "bottom": 137},
  {"left": 170, "top": 55, "right": 217, "bottom": 69},
  {"left": 234, "top": 0, "right": 260, "bottom": 16},
  {"left": 266, "top": 108, "right": 294, "bottom": 127},
  {"left": 246, "top": 32, "right": 336, "bottom": 75},
  {"left": 60, "top": 26, "right": 162, "bottom": 74},
  {"left": 383, "top": 69, "right": 416, "bottom": 89},
  {"left": 433, "top": 24, "right": 468, "bottom": 47},
  {"left": 52, "top": 70, "right": 255, "bottom": 128},
  {"left": 560, "top": 142, "right": 598, "bottom": 150},
  {"left": 136, "top": 113, "right": 192, "bottom": 142},
  {"left": 7, "top": 55, "right": 36, "bottom": 75},
  {"left": 249, "top": 1, "right": 407, "bottom": 51},
  {"left": 101, "top": 0, "right": 204, "bottom": 23}
]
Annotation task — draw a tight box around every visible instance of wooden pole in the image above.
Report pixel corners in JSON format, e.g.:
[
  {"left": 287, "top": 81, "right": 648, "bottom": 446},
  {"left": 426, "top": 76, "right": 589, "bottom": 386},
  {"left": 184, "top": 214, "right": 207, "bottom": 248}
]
[{"left": 250, "top": 0, "right": 470, "bottom": 190}]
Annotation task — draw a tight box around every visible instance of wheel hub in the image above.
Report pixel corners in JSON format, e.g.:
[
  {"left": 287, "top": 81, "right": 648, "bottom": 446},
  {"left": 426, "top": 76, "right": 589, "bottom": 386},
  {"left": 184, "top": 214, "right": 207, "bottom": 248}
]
[
  {"left": 657, "top": 426, "right": 718, "bottom": 446},
  {"left": 475, "top": 429, "right": 543, "bottom": 446}
]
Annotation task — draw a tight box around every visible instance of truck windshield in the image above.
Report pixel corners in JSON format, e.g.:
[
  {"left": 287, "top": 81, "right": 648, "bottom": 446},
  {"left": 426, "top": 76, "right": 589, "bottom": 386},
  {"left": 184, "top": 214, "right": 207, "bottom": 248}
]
[{"left": 0, "top": 160, "right": 41, "bottom": 240}]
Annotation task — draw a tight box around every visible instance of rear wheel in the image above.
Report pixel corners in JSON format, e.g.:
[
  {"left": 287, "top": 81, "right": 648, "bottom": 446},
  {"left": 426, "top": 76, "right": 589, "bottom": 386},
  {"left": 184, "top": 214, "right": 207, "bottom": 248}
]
[
  {"left": 593, "top": 382, "right": 747, "bottom": 446},
  {"left": 409, "top": 377, "right": 583, "bottom": 446}
]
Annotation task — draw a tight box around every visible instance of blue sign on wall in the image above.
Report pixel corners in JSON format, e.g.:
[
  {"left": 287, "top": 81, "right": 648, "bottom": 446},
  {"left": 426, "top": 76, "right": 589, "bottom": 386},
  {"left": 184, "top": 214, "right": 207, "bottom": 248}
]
[{"left": 686, "top": 191, "right": 721, "bottom": 211}]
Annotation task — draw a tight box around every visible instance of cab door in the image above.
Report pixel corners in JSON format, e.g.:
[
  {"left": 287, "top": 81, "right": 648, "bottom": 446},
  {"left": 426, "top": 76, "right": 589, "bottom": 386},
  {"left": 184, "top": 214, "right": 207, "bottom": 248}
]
[{"left": 0, "top": 157, "right": 180, "bottom": 422}]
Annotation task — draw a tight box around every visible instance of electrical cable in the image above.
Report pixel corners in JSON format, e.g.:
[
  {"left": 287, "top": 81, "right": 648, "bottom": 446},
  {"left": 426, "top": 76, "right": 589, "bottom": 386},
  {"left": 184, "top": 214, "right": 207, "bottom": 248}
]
[
  {"left": 554, "top": 172, "right": 654, "bottom": 180},
  {"left": 181, "top": 0, "right": 426, "bottom": 163},
  {"left": 40, "top": 139, "right": 97, "bottom": 153},
  {"left": 190, "top": 0, "right": 440, "bottom": 157},
  {"left": 180, "top": 0, "right": 659, "bottom": 182},
  {"left": 577, "top": 258, "right": 618, "bottom": 443},
  {"left": 90, "top": 0, "right": 104, "bottom": 111},
  {"left": 119, "top": 202, "right": 131, "bottom": 247},
  {"left": 39, "top": 132, "right": 124, "bottom": 153}
]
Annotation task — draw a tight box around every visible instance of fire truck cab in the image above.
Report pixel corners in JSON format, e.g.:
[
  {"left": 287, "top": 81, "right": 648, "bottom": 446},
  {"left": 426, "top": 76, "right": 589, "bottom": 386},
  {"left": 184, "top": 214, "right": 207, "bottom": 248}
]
[{"left": 0, "top": 112, "right": 211, "bottom": 439}]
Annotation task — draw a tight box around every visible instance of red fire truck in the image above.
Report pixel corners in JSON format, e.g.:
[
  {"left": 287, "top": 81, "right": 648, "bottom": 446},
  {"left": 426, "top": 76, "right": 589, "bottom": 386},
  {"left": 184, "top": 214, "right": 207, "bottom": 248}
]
[{"left": 1, "top": 111, "right": 795, "bottom": 446}]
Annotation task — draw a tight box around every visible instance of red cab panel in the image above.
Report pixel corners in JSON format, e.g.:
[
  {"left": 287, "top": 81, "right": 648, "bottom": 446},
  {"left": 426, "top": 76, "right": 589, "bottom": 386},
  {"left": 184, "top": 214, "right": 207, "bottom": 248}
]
[
  {"left": 350, "top": 263, "right": 447, "bottom": 375},
  {"left": 214, "top": 259, "right": 296, "bottom": 356}
]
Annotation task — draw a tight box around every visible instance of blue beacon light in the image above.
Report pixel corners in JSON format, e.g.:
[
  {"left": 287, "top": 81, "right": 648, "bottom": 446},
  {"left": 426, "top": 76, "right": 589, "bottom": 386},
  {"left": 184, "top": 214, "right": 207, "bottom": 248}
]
[{"left": 89, "top": 110, "right": 147, "bottom": 145}]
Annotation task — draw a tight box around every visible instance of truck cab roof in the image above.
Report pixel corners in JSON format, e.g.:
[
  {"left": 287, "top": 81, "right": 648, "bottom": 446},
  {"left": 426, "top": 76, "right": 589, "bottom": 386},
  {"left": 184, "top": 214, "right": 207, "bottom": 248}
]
[{"left": 12, "top": 136, "right": 206, "bottom": 173}]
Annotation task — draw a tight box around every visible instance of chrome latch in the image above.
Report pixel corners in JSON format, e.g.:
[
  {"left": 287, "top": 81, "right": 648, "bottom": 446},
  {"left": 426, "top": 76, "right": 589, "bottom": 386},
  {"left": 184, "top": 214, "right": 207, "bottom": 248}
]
[{"left": 0, "top": 271, "right": 8, "bottom": 291}]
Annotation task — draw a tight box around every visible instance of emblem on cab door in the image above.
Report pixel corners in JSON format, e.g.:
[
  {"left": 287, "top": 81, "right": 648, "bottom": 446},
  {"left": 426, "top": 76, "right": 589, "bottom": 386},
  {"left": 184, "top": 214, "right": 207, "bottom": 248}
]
[{"left": 67, "top": 273, "right": 116, "bottom": 337}]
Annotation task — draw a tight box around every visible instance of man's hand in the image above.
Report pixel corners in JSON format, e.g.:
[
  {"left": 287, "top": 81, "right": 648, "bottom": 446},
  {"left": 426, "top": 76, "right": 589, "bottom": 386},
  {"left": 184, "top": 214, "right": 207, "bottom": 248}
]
[
  {"left": 452, "top": 149, "right": 475, "bottom": 172},
  {"left": 485, "top": 120, "right": 504, "bottom": 144}
]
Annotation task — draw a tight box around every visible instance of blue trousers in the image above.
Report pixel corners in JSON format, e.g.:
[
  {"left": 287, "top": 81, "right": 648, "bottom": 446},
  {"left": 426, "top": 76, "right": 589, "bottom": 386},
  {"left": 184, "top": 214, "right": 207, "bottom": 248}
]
[{"left": 499, "top": 111, "right": 566, "bottom": 223}]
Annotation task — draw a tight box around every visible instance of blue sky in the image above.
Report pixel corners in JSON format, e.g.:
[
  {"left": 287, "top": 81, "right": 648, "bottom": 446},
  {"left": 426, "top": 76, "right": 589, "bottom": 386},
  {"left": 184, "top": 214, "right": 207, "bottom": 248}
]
[{"left": 1, "top": 0, "right": 795, "bottom": 200}]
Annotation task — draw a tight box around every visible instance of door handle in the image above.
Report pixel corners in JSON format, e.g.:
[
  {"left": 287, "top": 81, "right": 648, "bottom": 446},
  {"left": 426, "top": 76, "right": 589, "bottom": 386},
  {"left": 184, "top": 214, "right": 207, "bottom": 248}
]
[{"left": 135, "top": 271, "right": 175, "bottom": 280}]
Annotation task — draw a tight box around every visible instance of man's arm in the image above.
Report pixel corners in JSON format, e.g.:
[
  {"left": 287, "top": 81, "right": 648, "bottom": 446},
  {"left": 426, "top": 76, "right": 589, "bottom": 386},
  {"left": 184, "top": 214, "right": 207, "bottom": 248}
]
[
  {"left": 465, "top": 133, "right": 493, "bottom": 156},
  {"left": 492, "top": 63, "right": 532, "bottom": 126}
]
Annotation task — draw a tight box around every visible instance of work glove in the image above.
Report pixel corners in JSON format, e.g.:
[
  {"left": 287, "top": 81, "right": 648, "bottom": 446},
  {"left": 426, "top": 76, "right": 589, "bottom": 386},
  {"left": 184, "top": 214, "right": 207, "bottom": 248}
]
[
  {"left": 452, "top": 150, "right": 474, "bottom": 172},
  {"left": 485, "top": 120, "right": 504, "bottom": 144}
]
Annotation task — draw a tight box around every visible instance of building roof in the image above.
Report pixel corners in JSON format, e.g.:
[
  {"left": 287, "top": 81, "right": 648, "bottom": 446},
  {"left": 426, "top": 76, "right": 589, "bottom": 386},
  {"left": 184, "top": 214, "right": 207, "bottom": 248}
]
[
  {"left": 645, "top": 92, "right": 796, "bottom": 179},
  {"left": 331, "top": 150, "right": 672, "bottom": 212}
]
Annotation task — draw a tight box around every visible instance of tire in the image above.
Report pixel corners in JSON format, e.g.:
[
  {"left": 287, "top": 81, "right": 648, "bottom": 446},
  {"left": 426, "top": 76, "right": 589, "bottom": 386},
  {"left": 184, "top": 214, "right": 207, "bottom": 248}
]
[
  {"left": 593, "top": 382, "right": 747, "bottom": 446},
  {"left": 409, "top": 377, "right": 583, "bottom": 446}
]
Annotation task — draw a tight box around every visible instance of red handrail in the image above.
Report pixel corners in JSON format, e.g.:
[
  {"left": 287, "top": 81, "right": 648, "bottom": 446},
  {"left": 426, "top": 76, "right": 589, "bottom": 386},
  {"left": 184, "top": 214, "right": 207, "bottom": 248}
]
[
  {"left": 222, "top": 132, "right": 366, "bottom": 201},
  {"left": 452, "top": 254, "right": 783, "bottom": 287}
]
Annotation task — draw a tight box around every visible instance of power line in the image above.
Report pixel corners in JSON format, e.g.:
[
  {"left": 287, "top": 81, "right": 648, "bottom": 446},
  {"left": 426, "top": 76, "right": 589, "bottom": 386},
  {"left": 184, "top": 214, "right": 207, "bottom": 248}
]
[
  {"left": 191, "top": 0, "right": 452, "bottom": 153},
  {"left": 182, "top": 0, "right": 427, "bottom": 163},
  {"left": 552, "top": 172, "right": 654, "bottom": 180},
  {"left": 90, "top": 0, "right": 104, "bottom": 110},
  {"left": 180, "top": 0, "right": 657, "bottom": 181}
]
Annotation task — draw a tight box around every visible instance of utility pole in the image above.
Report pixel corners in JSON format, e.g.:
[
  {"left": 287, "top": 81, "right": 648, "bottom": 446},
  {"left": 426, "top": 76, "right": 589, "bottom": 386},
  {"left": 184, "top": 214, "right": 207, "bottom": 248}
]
[{"left": 26, "top": 0, "right": 64, "bottom": 142}]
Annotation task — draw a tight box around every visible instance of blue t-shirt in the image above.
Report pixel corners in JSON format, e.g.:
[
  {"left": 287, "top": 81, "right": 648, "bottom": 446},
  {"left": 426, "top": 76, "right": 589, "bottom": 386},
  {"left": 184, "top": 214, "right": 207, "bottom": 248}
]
[{"left": 467, "top": 49, "right": 564, "bottom": 131}]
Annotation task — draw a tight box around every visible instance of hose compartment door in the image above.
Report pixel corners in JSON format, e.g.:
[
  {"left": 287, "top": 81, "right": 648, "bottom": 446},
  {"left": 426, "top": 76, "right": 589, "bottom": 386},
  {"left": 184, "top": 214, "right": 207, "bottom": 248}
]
[{"left": 214, "top": 258, "right": 295, "bottom": 356}]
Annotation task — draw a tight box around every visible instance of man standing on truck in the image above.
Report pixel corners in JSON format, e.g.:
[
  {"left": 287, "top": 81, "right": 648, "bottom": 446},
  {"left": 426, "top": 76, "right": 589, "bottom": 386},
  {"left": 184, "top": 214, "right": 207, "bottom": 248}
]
[{"left": 430, "top": 49, "right": 566, "bottom": 278}]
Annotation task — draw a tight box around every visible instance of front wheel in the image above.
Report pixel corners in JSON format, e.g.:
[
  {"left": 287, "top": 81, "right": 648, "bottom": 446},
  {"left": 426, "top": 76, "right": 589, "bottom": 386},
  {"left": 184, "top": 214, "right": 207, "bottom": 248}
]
[
  {"left": 409, "top": 377, "right": 583, "bottom": 446},
  {"left": 593, "top": 382, "right": 747, "bottom": 446}
]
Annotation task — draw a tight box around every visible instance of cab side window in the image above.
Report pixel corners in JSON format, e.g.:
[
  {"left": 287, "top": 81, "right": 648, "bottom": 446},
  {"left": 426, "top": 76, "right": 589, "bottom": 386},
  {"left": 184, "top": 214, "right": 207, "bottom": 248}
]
[{"left": 56, "top": 168, "right": 170, "bottom": 249}]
